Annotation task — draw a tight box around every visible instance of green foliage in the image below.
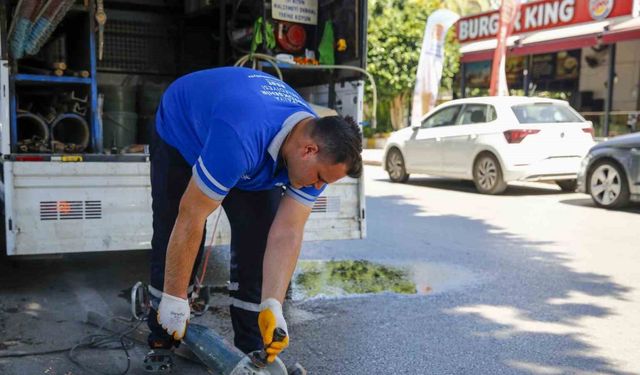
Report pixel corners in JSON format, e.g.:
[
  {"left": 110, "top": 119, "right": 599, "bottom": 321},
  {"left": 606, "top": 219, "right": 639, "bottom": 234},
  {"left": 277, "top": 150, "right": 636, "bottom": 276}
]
[
  {"left": 446, "top": 0, "right": 497, "bottom": 16},
  {"left": 367, "top": 0, "right": 438, "bottom": 100},
  {"left": 362, "top": 125, "right": 376, "bottom": 138},
  {"left": 372, "top": 100, "right": 394, "bottom": 133},
  {"left": 366, "top": 0, "right": 461, "bottom": 131}
]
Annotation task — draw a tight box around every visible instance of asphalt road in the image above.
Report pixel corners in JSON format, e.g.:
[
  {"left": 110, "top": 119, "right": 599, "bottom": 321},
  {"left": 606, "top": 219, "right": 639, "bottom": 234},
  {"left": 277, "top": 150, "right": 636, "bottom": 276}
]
[{"left": 1, "top": 165, "right": 639, "bottom": 374}]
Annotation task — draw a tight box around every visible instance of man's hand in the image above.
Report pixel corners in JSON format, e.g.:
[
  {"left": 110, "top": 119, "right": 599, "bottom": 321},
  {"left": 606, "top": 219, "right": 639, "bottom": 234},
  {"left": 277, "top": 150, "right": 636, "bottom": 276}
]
[
  {"left": 258, "top": 298, "right": 289, "bottom": 363},
  {"left": 157, "top": 292, "right": 190, "bottom": 340}
]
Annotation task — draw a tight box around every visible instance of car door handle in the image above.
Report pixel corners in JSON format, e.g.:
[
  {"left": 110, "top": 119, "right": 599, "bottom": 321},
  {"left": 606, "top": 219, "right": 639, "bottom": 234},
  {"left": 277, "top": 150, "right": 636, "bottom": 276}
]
[
  {"left": 468, "top": 134, "right": 477, "bottom": 140},
  {"left": 435, "top": 137, "right": 441, "bottom": 142}
]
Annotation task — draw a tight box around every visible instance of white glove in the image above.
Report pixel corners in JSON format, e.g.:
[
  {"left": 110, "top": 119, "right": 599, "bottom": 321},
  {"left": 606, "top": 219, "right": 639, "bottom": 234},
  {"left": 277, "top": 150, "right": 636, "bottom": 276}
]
[
  {"left": 258, "top": 298, "right": 289, "bottom": 363},
  {"left": 157, "top": 292, "right": 190, "bottom": 340}
]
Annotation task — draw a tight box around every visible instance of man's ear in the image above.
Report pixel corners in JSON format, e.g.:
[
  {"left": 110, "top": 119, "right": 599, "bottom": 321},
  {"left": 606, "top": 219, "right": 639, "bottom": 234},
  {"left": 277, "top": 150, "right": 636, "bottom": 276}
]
[{"left": 302, "top": 142, "right": 319, "bottom": 158}]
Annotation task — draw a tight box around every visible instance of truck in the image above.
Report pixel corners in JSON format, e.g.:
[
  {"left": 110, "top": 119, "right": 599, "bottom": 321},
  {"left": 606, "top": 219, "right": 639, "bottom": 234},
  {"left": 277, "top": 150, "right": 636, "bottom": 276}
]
[{"left": 0, "top": 0, "right": 369, "bottom": 256}]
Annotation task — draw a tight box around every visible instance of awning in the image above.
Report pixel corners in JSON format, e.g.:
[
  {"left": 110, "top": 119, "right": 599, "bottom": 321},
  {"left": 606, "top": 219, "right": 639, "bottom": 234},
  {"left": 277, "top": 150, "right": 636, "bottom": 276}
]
[
  {"left": 603, "top": 17, "right": 640, "bottom": 44},
  {"left": 460, "top": 16, "right": 640, "bottom": 63}
]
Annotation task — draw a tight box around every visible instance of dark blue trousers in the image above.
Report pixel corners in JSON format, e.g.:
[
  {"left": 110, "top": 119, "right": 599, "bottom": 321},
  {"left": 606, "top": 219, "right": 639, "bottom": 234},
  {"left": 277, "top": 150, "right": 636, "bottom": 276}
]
[{"left": 148, "top": 125, "right": 282, "bottom": 353}]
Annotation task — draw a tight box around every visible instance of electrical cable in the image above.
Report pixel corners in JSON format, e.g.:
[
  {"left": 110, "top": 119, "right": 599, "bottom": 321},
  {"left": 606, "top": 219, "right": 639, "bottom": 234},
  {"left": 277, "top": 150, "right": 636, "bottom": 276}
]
[
  {"left": 190, "top": 207, "right": 223, "bottom": 316},
  {"left": 0, "top": 347, "right": 70, "bottom": 358},
  {"left": 197, "top": 207, "right": 223, "bottom": 287},
  {"left": 234, "top": 53, "right": 284, "bottom": 81},
  {"left": 234, "top": 53, "right": 378, "bottom": 129},
  {"left": 67, "top": 317, "right": 146, "bottom": 375},
  {"left": 0, "top": 316, "right": 146, "bottom": 375}
]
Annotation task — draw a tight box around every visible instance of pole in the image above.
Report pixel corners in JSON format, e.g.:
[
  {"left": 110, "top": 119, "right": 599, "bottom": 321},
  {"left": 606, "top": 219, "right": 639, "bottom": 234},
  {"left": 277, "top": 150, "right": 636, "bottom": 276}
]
[
  {"left": 523, "top": 55, "right": 531, "bottom": 96},
  {"left": 604, "top": 43, "right": 616, "bottom": 137},
  {"left": 460, "top": 62, "right": 466, "bottom": 98}
]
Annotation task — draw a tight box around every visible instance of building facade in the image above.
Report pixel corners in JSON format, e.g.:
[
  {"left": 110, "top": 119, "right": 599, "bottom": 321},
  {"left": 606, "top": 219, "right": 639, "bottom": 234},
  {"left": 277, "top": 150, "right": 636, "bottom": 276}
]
[{"left": 457, "top": 0, "right": 640, "bottom": 137}]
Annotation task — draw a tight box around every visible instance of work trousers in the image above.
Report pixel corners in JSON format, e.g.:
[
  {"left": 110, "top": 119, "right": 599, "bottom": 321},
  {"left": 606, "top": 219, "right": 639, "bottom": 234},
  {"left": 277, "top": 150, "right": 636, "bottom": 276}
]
[{"left": 147, "top": 124, "right": 282, "bottom": 354}]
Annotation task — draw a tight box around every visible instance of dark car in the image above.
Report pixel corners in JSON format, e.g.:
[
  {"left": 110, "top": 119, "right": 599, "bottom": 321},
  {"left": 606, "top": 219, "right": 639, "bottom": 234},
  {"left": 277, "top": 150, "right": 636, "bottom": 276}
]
[{"left": 577, "top": 132, "right": 640, "bottom": 209}]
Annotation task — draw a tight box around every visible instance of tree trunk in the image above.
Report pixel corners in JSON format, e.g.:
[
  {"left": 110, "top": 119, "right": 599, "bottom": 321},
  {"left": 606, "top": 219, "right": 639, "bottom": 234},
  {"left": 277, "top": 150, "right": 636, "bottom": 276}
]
[{"left": 390, "top": 94, "right": 406, "bottom": 130}]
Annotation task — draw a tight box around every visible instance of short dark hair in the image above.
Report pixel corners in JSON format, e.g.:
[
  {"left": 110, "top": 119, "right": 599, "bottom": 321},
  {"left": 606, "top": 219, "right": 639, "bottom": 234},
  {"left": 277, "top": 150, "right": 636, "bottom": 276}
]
[{"left": 309, "top": 116, "right": 363, "bottom": 178}]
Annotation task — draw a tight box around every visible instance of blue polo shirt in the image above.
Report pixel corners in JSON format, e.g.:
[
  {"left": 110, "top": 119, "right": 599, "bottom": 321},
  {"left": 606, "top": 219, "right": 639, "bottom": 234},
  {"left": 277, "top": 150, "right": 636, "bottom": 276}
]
[{"left": 155, "top": 67, "right": 325, "bottom": 207}]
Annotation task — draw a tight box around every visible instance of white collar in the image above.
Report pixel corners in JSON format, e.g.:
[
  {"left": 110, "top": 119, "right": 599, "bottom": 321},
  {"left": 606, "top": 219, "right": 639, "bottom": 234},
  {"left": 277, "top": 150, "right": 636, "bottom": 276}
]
[{"left": 267, "top": 111, "right": 315, "bottom": 161}]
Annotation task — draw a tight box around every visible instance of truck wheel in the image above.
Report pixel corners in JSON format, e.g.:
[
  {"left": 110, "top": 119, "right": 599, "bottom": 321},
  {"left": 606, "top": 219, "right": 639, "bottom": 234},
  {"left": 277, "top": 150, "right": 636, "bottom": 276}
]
[
  {"left": 473, "top": 153, "right": 507, "bottom": 194},
  {"left": 588, "top": 160, "right": 630, "bottom": 209},
  {"left": 556, "top": 179, "right": 577, "bottom": 192},
  {"left": 386, "top": 148, "right": 409, "bottom": 183}
]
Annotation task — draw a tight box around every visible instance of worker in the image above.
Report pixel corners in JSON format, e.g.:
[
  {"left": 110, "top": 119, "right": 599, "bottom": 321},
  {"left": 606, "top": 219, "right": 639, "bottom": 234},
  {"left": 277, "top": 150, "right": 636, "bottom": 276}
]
[{"left": 144, "top": 66, "right": 363, "bottom": 372}]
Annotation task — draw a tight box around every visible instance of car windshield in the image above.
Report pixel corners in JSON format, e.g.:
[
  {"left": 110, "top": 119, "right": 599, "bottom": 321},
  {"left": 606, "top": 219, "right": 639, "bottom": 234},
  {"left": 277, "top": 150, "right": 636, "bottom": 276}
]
[{"left": 511, "top": 103, "right": 583, "bottom": 124}]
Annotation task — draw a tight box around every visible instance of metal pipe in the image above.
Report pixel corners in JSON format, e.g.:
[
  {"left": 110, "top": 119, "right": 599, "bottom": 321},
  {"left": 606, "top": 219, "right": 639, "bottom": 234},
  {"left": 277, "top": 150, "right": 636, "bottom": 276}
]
[
  {"left": 182, "top": 324, "right": 288, "bottom": 375},
  {"left": 182, "top": 324, "right": 246, "bottom": 374},
  {"left": 51, "top": 113, "right": 90, "bottom": 152},
  {"left": 17, "top": 112, "right": 49, "bottom": 152}
]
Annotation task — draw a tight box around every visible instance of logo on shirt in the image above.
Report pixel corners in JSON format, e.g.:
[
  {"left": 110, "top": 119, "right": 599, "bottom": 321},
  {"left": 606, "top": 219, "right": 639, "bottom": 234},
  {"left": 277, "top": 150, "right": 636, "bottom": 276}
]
[{"left": 241, "top": 174, "right": 252, "bottom": 180}]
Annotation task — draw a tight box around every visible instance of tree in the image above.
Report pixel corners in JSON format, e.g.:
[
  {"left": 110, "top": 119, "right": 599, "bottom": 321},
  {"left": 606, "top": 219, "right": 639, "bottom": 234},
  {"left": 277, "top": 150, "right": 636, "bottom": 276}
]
[
  {"left": 446, "top": 0, "right": 499, "bottom": 16},
  {"left": 367, "top": 0, "right": 460, "bottom": 130}
]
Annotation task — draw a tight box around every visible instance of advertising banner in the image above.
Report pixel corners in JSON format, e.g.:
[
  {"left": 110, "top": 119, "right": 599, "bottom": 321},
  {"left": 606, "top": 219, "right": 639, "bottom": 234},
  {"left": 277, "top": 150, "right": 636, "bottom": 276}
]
[
  {"left": 489, "top": 0, "right": 521, "bottom": 96},
  {"left": 411, "top": 9, "right": 460, "bottom": 125}
]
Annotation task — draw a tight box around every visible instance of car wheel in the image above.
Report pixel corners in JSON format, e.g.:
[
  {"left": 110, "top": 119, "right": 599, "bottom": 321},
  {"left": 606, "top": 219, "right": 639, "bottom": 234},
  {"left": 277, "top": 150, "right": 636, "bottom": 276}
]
[
  {"left": 386, "top": 148, "right": 409, "bottom": 183},
  {"left": 588, "top": 160, "right": 630, "bottom": 209},
  {"left": 473, "top": 153, "right": 507, "bottom": 194},
  {"left": 556, "top": 179, "right": 577, "bottom": 192}
]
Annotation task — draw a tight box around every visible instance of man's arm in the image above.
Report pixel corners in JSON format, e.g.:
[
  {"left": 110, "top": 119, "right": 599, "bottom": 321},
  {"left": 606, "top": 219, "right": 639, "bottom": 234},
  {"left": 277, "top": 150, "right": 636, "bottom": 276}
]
[
  {"left": 261, "top": 194, "right": 312, "bottom": 302},
  {"left": 164, "top": 177, "right": 220, "bottom": 298}
]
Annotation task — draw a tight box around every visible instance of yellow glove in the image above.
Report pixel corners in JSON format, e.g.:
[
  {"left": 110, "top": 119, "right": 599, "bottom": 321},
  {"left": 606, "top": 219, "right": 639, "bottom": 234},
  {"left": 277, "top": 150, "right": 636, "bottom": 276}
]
[{"left": 258, "top": 298, "right": 289, "bottom": 363}]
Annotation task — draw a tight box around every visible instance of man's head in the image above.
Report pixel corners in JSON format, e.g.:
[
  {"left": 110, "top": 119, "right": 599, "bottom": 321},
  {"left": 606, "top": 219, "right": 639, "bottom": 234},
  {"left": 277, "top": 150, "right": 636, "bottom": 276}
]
[{"left": 283, "top": 116, "right": 363, "bottom": 190}]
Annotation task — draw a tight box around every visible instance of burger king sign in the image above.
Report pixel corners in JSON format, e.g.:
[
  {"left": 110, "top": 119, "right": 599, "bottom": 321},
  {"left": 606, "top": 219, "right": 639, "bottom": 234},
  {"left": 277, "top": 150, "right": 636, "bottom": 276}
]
[{"left": 589, "top": 0, "right": 614, "bottom": 20}]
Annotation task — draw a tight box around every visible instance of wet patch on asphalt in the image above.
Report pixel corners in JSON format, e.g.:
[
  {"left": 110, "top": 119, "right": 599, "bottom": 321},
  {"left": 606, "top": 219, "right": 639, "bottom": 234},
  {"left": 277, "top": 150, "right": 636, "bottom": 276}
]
[{"left": 292, "top": 260, "right": 478, "bottom": 300}]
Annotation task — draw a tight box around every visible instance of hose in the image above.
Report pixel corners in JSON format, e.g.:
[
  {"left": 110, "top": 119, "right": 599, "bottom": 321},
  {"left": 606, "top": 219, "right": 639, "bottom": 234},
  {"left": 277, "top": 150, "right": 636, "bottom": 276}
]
[
  {"left": 9, "top": 0, "right": 42, "bottom": 59},
  {"left": 24, "top": 0, "right": 75, "bottom": 56},
  {"left": 234, "top": 53, "right": 378, "bottom": 129}
]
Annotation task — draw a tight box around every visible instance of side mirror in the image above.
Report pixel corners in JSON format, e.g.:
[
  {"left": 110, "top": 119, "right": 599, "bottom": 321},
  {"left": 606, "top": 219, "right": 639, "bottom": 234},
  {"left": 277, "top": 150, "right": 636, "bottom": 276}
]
[{"left": 411, "top": 124, "right": 421, "bottom": 130}]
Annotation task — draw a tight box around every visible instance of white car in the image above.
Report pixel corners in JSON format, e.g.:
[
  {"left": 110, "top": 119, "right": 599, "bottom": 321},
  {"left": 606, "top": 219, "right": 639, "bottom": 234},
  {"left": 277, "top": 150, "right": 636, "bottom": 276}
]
[{"left": 382, "top": 97, "right": 595, "bottom": 194}]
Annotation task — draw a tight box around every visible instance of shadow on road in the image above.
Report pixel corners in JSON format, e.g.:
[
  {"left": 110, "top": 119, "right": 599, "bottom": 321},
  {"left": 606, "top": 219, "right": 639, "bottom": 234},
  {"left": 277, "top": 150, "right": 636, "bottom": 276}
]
[
  {"left": 560, "top": 198, "right": 640, "bottom": 214},
  {"left": 293, "top": 194, "right": 634, "bottom": 374},
  {"left": 374, "top": 176, "right": 568, "bottom": 196},
  {"left": 0, "top": 192, "right": 636, "bottom": 374},
  {"left": 0, "top": 250, "right": 226, "bottom": 375}
]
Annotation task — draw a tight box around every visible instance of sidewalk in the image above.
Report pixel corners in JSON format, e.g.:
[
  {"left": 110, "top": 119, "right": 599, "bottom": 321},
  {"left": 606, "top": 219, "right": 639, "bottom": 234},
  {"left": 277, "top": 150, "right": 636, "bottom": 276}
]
[{"left": 362, "top": 148, "right": 384, "bottom": 166}]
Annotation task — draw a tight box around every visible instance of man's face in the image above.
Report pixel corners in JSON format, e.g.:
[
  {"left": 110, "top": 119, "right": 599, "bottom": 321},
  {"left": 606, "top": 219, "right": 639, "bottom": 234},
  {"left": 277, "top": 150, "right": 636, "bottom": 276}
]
[{"left": 286, "top": 144, "right": 348, "bottom": 190}]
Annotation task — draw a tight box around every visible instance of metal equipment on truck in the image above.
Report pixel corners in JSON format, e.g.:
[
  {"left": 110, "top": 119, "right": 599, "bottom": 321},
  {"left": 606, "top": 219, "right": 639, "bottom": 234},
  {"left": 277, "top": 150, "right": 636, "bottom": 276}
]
[{"left": 0, "top": 0, "right": 370, "bottom": 257}]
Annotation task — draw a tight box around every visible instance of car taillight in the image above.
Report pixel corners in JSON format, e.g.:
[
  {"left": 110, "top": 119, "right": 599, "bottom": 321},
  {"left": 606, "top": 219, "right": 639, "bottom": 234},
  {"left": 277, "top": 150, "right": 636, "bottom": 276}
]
[
  {"left": 503, "top": 129, "right": 540, "bottom": 144},
  {"left": 582, "top": 127, "right": 594, "bottom": 139}
]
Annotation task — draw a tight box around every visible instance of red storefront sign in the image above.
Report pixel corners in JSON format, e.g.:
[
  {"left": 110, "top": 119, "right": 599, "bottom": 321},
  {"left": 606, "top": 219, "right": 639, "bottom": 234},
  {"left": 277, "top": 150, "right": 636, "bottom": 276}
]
[{"left": 457, "top": 0, "right": 633, "bottom": 43}]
